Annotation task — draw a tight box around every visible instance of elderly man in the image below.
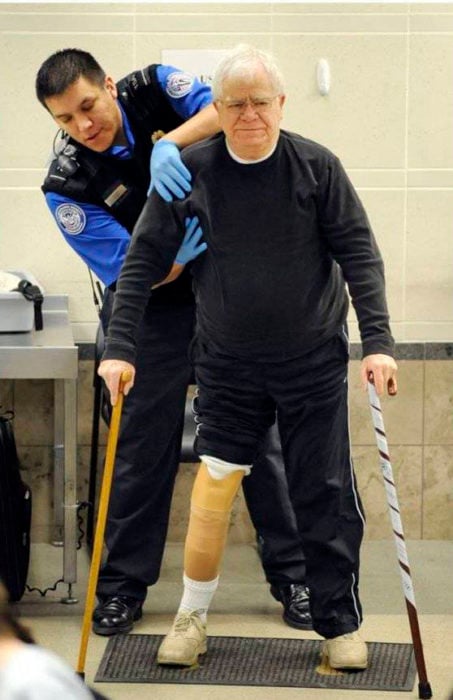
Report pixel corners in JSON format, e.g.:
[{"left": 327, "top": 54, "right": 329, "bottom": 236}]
[{"left": 99, "top": 44, "right": 397, "bottom": 671}]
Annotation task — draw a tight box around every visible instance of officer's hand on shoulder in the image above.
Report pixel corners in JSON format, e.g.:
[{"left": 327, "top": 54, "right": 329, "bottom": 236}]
[{"left": 149, "top": 139, "right": 192, "bottom": 202}]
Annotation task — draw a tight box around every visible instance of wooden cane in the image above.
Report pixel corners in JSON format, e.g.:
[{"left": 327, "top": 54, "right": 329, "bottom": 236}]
[{"left": 76, "top": 369, "right": 132, "bottom": 679}]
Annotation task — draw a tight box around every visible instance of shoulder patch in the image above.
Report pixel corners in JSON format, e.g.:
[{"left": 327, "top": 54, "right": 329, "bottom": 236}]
[
  {"left": 55, "top": 203, "right": 86, "bottom": 236},
  {"left": 166, "top": 71, "right": 195, "bottom": 99}
]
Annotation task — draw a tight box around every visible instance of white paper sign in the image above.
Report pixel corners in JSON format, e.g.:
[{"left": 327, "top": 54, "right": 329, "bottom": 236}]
[{"left": 161, "top": 49, "right": 228, "bottom": 86}]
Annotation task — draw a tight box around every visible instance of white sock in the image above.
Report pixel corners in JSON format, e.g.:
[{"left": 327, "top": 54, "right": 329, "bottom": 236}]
[{"left": 178, "top": 573, "right": 219, "bottom": 623}]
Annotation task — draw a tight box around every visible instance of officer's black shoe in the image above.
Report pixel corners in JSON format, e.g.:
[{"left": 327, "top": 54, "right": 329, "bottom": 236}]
[
  {"left": 270, "top": 584, "right": 313, "bottom": 630},
  {"left": 92, "top": 595, "right": 143, "bottom": 636}
]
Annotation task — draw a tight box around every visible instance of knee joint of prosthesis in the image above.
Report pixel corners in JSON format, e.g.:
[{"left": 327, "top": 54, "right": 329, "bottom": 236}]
[{"left": 184, "top": 460, "right": 250, "bottom": 580}]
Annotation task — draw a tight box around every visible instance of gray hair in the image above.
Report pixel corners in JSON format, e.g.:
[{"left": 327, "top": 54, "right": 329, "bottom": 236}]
[{"left": 212, "top": 44, "right": 285, "bottom": 100}]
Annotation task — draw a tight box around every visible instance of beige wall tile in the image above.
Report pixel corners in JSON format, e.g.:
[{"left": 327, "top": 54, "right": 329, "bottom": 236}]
[
  {"left": 350, "top": 169, "right": 406, "bottom": 188},
  {"left": 273, "top": 35, "right": 407, "bottom": 169},
  {"left": 406, "top": 191, "right": 453, "bottom": 322},
  {"left": 0, "top": 380, "right": 14, "bottom": 410},
  {"left": 408, "top": 36, "right": 453, "bottom": 169},
  {"left": 424, "top": 361, "right": 453, "bottom": 445},
  {"left": 272, "top": 12, "right": 408, "bottom": 33},
  {"left": 14, "top": 379, "right": 53, "bottom": 446},
  {"left": 0, "top": 171, "right": 46, "bottom": 189},
  {"left": 423, "top": 445, "right": 453, "bottom": 538},
  {"left": 354, "top": 444, "right": 423, "bottom": 540},
  {"left": 0, "top": 3, "right": 133, "bottom": 13},
  {"left": 16, "top": 445, "right": 53, "bottom": 536},
  {"left": 76, "top": 444, "right": 92, "bottom": 506},
  {"left": 410, "top": 13, "right": 453, "bottom": 32},
  {"left": 0, "top": 11, "right": 134, "bottom": 32},
  {"left": 403, "top": 322, "right": 453, "bottom": 343},
  {"left": 135, "top": 3, "right": 268, "bottom": 14},
  {"left": 277, "top": 4, "right": 408, "bottom": 14},
  {"left": 408, "top": 170, "right": 453, "bottom": 188},
  {"left": 411, "top": 3, "right": 453, "bottom": 12},
  {"left": 135, "top": 11, "right": 272, "bottom": 34}
]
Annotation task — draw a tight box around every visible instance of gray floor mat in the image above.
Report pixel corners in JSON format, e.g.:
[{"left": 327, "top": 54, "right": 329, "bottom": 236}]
[{"left": 95, "top": 634, "right": 415, "bottom": 691}]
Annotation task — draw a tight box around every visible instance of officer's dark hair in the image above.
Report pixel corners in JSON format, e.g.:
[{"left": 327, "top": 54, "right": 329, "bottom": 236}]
[{"left": 35, "top": 48, "right": 106, "bottom": 109}]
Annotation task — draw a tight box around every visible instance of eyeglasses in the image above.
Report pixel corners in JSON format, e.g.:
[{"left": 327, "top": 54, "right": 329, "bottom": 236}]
[{"left": 217, "top": 95, "right": 279, "bottom": 115}]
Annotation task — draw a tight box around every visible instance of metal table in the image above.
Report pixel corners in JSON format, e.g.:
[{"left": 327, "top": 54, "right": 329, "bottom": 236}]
[{"left": 0, "top": 295, "right": 78, "bottom": 601}]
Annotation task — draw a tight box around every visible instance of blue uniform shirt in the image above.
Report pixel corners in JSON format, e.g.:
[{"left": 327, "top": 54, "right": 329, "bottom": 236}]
[{"left": 45, "top": 65, "right": 212, "bottom": 287}]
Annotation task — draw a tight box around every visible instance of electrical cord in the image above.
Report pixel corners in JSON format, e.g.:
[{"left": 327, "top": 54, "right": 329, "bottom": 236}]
[{"left": 25, "top": 501, "right": 91, "bottom": 597}]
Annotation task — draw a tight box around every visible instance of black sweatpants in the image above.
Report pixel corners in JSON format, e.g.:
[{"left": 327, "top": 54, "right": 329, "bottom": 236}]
[
  {"left": 97, "top": 291, "right": 306, "bottom": 601},
  {"left": 241, "top": 422, "right": 306, "bottom": 586},
  {"left": 193, "top": 331, "right": 365, "bottom": 639}
]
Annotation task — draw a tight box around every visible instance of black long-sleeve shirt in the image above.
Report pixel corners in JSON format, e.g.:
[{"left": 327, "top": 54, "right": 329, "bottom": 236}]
[{"left": 104, "top": 130, "right": 394, "bottom": 363}]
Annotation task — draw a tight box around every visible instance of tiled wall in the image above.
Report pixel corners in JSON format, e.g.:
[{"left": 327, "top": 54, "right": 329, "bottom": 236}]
[
  {"left": 1, "top": 2, "right": 453, "bottom": 343},
  {"left": 1, "top": 4, "right": 453, "bottom": 542},
  {"left": 1, "top": 352, "right": 452, "bottom": 543}
]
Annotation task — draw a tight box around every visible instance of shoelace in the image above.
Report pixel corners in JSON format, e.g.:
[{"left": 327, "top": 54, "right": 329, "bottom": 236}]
[
  {"left": 291, "top": 585, "right": 310, "bottom": 605},
  {"left": 174, "top": 611, "right": 201, "bottom": 633}
]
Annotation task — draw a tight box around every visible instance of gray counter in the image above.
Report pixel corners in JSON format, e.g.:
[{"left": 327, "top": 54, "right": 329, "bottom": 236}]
[{"left": 0, "top": 295, "right": 79, "bottom": 600}]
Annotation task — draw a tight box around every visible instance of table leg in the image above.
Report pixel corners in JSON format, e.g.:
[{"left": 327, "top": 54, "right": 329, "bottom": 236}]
[
  {"left": 52, "top": 380, "right": 64, "bottom": 545},
  {"left": 63, "top": 377, "right": 78, "bottom": 588}
]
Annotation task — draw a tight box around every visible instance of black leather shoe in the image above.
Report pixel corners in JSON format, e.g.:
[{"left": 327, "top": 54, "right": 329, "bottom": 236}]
[
  {"left": 270, "top": 584, "right": 312, "bottom": 630},
  {"left": 92, "top": 595, "right": 143, "bottom": 636}
]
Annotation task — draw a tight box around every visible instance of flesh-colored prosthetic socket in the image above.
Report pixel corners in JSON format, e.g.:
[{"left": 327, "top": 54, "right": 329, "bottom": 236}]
[{"left": 184, "top": 461, "right": 246, "bottom": 581}]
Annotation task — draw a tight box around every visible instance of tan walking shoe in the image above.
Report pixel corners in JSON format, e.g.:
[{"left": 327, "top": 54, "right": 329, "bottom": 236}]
[
  {"left": 323, "top": 630, "right": 368, "bottom": 670},
  {"left": 157, "top": 610, "right": 207, "bottom": 666}
]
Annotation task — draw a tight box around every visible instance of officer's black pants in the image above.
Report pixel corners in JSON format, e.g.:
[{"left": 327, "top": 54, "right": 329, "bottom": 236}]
[
  {"left": 193, "top": 332, "right": 365, "bottom": 639},
  {"left": 97, "top": 294, "right": 306, "bottom": 601}
]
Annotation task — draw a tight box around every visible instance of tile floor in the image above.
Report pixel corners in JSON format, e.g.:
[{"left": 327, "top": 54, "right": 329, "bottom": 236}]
[{"left": 15, "top": 540, "right": 453, "bottom": 700}]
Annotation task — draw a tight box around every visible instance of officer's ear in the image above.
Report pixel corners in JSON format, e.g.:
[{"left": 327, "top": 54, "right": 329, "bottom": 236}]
[{"left": 104, "top": 76, "right": 118, "bottom": 100}]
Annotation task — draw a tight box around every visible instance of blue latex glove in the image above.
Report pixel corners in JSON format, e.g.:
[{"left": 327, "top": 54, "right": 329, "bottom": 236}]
[
  {"left": 149, "top": 139, "right": 192, "bottom": 201},
  {"left": 175, "top": 216, "right": 207, "bottom": 264}
]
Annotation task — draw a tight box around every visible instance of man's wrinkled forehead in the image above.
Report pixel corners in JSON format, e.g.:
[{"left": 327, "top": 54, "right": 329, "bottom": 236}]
[{"left": 219, "top": 67, "right": 274, "bottom": 100}]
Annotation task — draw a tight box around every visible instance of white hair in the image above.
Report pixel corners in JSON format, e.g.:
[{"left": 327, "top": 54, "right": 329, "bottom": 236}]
[{"left": 212, "top": 44, "right": 285, "bottom": 100}]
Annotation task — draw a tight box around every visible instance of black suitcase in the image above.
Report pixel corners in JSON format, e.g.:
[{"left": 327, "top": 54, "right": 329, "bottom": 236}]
[{"left": 0, "top": 411, "right": 32, "bottom": 601}]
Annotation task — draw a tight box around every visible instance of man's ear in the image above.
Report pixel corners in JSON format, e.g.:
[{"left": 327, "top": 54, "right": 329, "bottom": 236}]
[{"left": 105, "top": 75, "right": 118, "bottom": 99}]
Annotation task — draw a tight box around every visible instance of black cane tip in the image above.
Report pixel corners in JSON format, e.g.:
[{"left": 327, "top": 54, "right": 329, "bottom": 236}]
[
  {"left": 418, "top": 681, "right": 432, "bottom": 699},
  {"left": 76, "top": 671, "right": 85, "bottom": 681}
]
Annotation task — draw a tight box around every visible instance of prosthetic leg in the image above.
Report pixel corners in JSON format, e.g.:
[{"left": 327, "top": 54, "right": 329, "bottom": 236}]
[
  {"left": 157, "top": 460, "right": 246, "bottom": 666},
  {"left": 185, "top": 462, "right": 244, "bottom": 580}
]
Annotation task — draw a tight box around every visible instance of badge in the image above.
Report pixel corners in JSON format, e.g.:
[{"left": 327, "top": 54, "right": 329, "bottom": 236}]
[
  {"left": 55, "top": 203, "right": 86, "bottom": 235},
  {"left": 166, "top": 71, "right": 195, "bottom": 99}
]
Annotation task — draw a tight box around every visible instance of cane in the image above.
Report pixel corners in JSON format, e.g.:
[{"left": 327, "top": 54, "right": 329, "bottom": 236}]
[
  {"left": 76, "top": 369, "right": 132, "bottom": 679},
  {"left": 367, "top": 380, "right": 432, "bottom": 699}
]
